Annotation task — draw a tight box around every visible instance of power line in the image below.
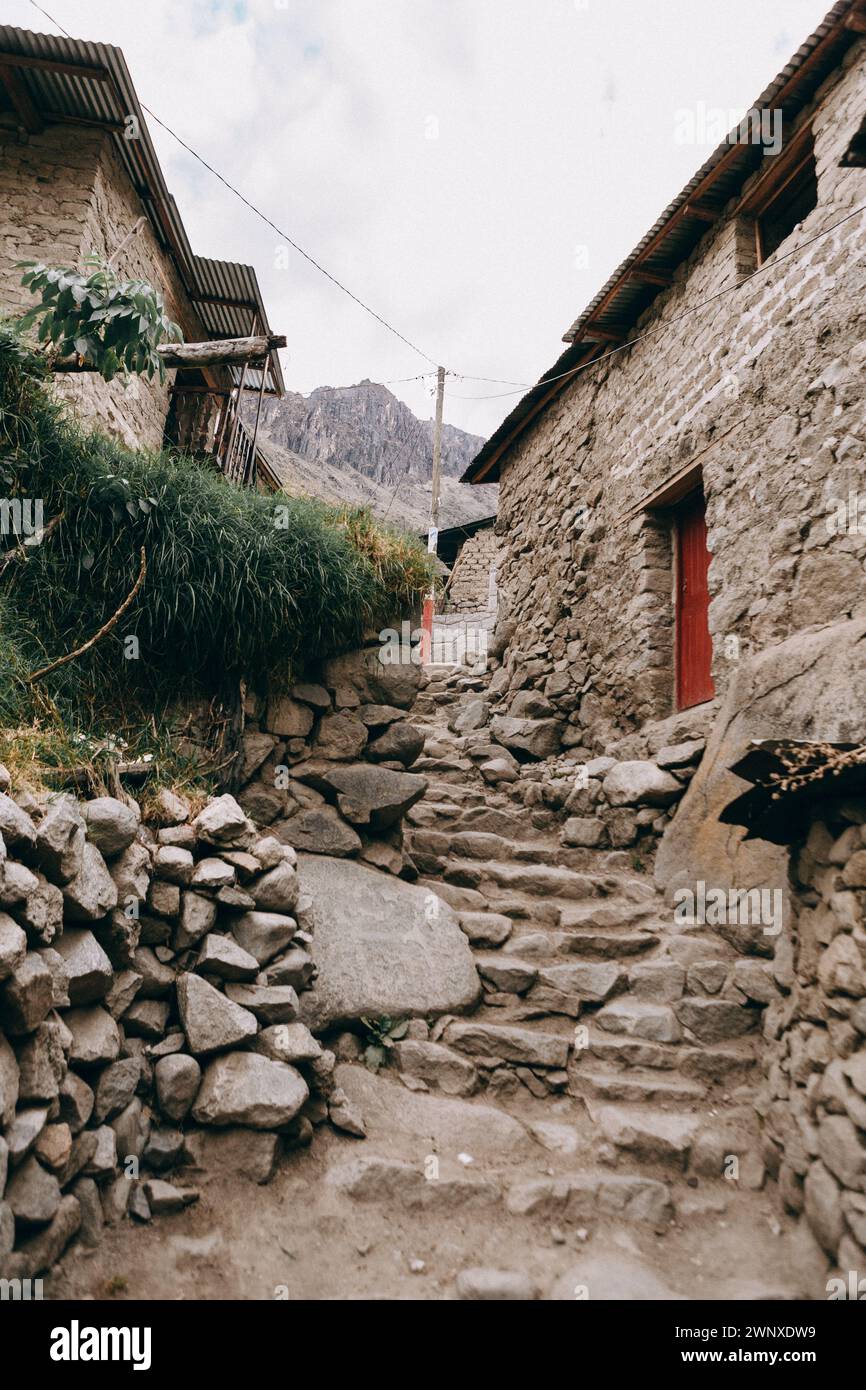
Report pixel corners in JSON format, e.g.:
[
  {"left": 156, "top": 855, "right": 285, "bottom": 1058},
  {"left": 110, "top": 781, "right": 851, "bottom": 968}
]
[
  {"left": 27, "top": 1, "right": 866, "bottom": 420},
  {"left": 28, "top": 0, "right": 443, "bottom": 370},
  {"left": 446, "top": 199, "right": 866, "bottom": 400}
]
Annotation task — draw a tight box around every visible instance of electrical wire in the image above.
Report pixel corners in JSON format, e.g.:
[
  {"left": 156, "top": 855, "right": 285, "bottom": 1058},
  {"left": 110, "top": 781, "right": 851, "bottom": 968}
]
[
  {"left": 28, "top": 0, "right": 443, "bottom": 370},
  {"left": 446, "top": 199, "right": 866, "bottom": 400}
]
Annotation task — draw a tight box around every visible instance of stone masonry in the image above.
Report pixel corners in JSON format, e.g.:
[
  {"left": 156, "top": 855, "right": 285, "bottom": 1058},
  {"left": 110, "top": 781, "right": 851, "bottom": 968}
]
[
  {"left": 485, "top": 40, "right": 866, "bottom": 756},
  {"left": 0, "top": 123, "right": 209, "bottom": 450}
]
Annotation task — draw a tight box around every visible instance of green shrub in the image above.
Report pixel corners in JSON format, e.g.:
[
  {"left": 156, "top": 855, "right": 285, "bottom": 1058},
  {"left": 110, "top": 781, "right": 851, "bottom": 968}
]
[{"left": 0, "top": 329, "right": 434, "bottom": 735}]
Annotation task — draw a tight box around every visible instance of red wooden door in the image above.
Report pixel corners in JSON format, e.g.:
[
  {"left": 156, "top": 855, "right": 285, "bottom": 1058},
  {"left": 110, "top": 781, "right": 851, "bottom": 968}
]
[{"left": 676, "top": 492, "right": 715, "bottom": 709}]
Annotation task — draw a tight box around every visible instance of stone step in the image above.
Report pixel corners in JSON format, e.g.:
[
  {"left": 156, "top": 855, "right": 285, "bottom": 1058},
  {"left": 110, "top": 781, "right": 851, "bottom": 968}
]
[
  {"left": 584, "top": 1029, "right": 681, "bottom": 1071},
  {"left": 584, "top": 1028, "right": 758, "bottom": 1084},
  {"left": 595, "top": 996, "right": 683, "bottom": 1044},
  {"left": 505, "top": 1169, "right": 673, "bottom": 1226},
  {"left": 591, "top": 1104, "right": 701, "bottom": 1167},
  {"left": 458, "top": 910, "right": 514, "bottom": 947},
  {"left": 442, "top": 858, "right": 627, "bottom": 901},
  {"left": 558, "top": 898, "right": 659, "bottom": 930},
  {"left": 422, "top": 782, "right": 488, "bottom": 806},
  {"left": 443, "top": 1019, "right": 572, "bottom": 1069},
  {"left": 570, "top": 1064, "right": 706, "bottom": 1107},
  {"left": 557, "top": 929, "right": 658, "bottom": 959}
]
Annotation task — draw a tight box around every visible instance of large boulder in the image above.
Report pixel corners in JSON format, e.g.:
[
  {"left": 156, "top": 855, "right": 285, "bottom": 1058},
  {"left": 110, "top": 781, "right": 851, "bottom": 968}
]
[
  {"left": 602, "top": 761, "right": 681, "bottom": 807},
  {"left": 365, "top": 722, "right": 425, "bottom": 767},
  {"left": 61, "top": 844, "right": 118, "bottom": 922},
  {"left": 322, "top": 647, "right": 423, "bottom": 710},
  {"left": 191, "top": 795, "right": 254, "bottom": 849},
  {"left": 0, "top": 795, "right": 37, "bottom": 851},
  {"left": 192, "top": 1053, "right": 308, "bottom": 1129},
  {"left": 296, "top": 855, "right": 480, "bottom": 1029},
  {"left": 313, "top": 712, "right": 368, "bottom": 762},
  {"left": 656, "top": 613, "right": 866, "bottom": 917},
  {"left": 33, "top": 794, "right": 86, "bottom": 884},
  {"left": 490, "top": 715, "right": 562, "bottom": 760},
  {"left": 52, "top": 929, "right": 113, "bottom": 1005},
  {"left": 320, "top": 764, "right": 427, "bottom": 829}
]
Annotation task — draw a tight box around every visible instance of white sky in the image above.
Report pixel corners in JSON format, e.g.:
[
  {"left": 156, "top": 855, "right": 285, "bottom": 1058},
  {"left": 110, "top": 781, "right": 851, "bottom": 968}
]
[{"left": 6, "top": 0, "right": 835, "bottom": 436}]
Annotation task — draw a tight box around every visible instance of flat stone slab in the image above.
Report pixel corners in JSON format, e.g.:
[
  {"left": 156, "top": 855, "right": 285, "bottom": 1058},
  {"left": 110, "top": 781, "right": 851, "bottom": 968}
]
[
  {"left": 297, "top": 855, "right": 480, "bottom": 1029},
  {"left": 335, "top": 1064, "right": 533, "bottom": 1160}
]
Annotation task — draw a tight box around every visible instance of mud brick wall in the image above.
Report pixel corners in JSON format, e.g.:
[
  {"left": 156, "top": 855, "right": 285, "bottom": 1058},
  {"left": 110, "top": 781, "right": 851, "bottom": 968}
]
[
  {"left": 0, "top": 123, "right": 207, "bottom": 450},
  {"left": 491, "top": 42, "right": 866, "bottom": 755},
  {"left": 758, "top": 802, "right": 866, "bottom": 1277}
]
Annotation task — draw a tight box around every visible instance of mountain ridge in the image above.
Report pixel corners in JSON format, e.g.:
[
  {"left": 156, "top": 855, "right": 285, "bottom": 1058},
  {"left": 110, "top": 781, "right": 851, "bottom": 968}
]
[{"left": 248, "top": 380, "right": 497, "bottom": 532}]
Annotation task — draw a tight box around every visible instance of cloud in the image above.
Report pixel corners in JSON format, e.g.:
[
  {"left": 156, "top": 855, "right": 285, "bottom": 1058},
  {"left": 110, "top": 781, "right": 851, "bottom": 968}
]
[{"left": 7, "top": 0, "right": 833, "bottom": 438}]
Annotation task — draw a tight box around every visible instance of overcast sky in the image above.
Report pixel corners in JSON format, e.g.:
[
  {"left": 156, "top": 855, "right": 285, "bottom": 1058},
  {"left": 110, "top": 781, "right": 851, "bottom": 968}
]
[{"left": 8, "top": 0, "right": 834, "bottom": 437}]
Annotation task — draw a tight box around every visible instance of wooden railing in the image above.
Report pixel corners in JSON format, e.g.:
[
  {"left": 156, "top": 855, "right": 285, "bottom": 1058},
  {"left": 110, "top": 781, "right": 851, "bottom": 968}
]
[{"left": 168, "top": 388, "right": 275, "bottom": 491}]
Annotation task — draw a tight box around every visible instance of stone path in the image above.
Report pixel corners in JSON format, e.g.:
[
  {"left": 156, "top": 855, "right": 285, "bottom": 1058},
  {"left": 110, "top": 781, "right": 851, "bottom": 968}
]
[{"left": 47, "top": 663, "right": 833, "bottom": 1301}]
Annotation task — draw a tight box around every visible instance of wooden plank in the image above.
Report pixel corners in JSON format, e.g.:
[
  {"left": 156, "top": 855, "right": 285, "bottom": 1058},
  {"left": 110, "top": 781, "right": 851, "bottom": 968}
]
[{"left": 0, "top": 63, "right": 43, "bottom": 133}]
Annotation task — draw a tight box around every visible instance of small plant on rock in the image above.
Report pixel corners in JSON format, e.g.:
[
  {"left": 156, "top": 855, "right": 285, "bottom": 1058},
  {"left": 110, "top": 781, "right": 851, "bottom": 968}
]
[{"left": 360, "top": 1015, "right": 409, "bottom": 1071}]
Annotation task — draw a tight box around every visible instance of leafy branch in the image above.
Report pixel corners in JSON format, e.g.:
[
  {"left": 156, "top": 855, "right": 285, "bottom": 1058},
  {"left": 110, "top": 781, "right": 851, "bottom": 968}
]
[{"left": 16, "top": 254, "right": 182, "bottom": 383}]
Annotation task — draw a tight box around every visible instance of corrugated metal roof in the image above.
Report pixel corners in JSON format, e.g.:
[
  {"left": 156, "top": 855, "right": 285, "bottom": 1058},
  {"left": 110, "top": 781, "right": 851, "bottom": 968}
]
[
  {"left": 0, "top": 24, "right": 284, "bottom": 395},
  {"left": 463, "top": 0, "right": 863, "bottom": 483}
]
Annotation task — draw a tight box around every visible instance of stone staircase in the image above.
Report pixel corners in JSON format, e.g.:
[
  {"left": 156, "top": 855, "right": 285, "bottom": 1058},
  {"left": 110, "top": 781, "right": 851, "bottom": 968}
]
[{"left": 391, "top": 662, "right": 766, "bottom": 1227}]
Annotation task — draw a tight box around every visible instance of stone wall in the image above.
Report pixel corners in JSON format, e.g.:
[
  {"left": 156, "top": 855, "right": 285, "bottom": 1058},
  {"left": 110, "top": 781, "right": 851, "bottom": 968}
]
[
  {"left": 172, "top": 641, "right": 428, "bottom": 875},
  {"left": 0, "top": 123, "right": 209, "bottom": 450},
  {"left": 0, "top": 781, "right": 324, "bottom": 1281},
  {"left": 759, "top": 801, "right": 866, "bottom": 1279},
  {"left": 446, "top": 526, "right": 501, "bottom": 615},
  {"left": 490, "top": 41, "right": 866, "bottom": 755},
  {"left": 0, "top": 639, "right": 438, "bottom": 1284}
]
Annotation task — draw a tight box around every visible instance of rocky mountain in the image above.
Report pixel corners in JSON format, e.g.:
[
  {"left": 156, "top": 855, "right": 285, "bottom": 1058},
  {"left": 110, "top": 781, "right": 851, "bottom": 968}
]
[{"left": 247, "top": 381, "right": 497, "bottom": 533}]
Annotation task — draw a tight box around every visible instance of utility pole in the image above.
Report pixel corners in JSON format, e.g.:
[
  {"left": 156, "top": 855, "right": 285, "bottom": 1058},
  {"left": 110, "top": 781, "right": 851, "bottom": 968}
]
[
  {"left": 422, "top": 366, "right": 446, "bottom": 665},
  {"left": 430, "top": 364, "right": 445, "bottom": 530}
]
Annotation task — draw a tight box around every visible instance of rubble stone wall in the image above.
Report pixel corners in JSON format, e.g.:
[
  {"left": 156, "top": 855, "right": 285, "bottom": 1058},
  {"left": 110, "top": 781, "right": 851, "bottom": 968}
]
[
  {"left": 228, "top": 642, "right": 427, "bottom": 872},
  {"left": 491, "top": 43, "right": 866, "bottom": 755},
  {"left": 446, "top": 526, "right": 501, "bottom": 615},
  {"left": 0, "top": 122, "right": 209, "bottom": 451},
  {"left": 759, "top": 802, "right": 866, "bottom": 1277},
  {"left": 0, "top": 643, "right": 429, "bottom": 1280}
]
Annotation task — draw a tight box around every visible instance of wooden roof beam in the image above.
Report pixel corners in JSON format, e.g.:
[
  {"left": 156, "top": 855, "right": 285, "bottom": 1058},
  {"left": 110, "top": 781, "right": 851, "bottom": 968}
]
[
  {"left": 582, "top": 324, "right": 628, "bottom": 342},
  {"left": 52, "top": 333, "right": 287, "bottom": 373},
  {"left": 626, "top": 267, "right": 673, "bottom": 287},
  {"left": 0, "top": 50, "right": 109, "bottom": 81},
  {"left": 190, "top": 292, "right": 259, "bottom": 312},
  {"left": 844, "top": 9, "right": 866, "bottom": 31},
  {"left": 0, "top": 63, "right": 43, "bottom": 133},
  {"left": 683, "top": 202, "right": 718, "bottom": 222}
]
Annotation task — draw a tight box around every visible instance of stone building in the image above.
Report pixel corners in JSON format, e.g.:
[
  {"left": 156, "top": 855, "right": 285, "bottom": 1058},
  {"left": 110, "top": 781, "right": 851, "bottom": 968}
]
[
  {"left": 464, "top": 1, "right": 866, "bottom": 760},
  {"left": 441, "top": 516, "right": 500, "bottom": 616},
  {"left": 0, "top": 23, "right": 284, "bottom": 484}
]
